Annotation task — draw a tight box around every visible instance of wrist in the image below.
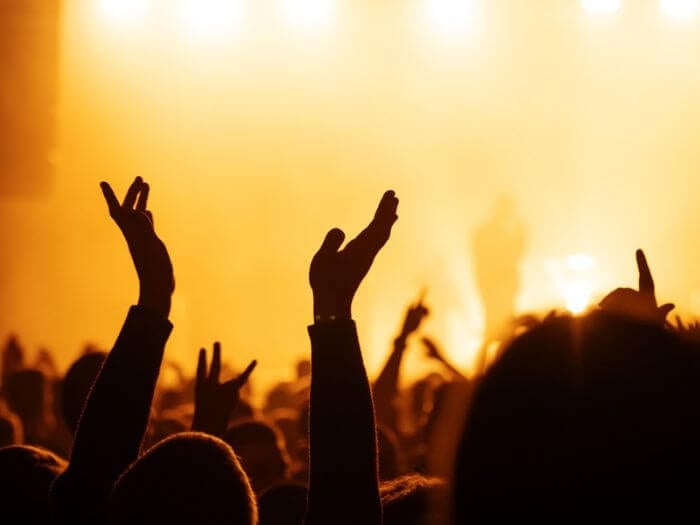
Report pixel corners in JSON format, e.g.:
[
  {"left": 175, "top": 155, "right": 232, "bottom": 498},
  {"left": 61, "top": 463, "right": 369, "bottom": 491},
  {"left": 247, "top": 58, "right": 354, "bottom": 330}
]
[
  {"left": 138, "top": 288, "right": 172, "bottom": 319},
  {"left": 394, "top": 334, "right": 408, "bottom": 350},
  {"left": 313, "top": 298, "right": 352, "bottom": 322}
]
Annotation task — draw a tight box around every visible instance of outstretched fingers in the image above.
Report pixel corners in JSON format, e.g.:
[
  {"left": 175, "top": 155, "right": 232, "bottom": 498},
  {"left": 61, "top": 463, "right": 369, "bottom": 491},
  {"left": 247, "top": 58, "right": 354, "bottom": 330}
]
[
  {"left": 136, "top": 182, "right": 150, "bottom": 212},
  {"left": 122, "top": 177, "right": 143, "bottom": 209},
  {"left": 196, "top": 348, "right": 207, "bottom": 386},
  {"left": 100, "top": 182, "right": 121, "bottom": 219},
  {"left": 374, "top": 190, "right": 399, "bottom": 226},
  {"left": 210, "top": 342, "right": 222, "bottom": 382},
  {"left": 636, "top": 249, "right": 655, "bottom": 296},
  {"left": 230, "top": 360, "right": 258, "bottom": 389}
]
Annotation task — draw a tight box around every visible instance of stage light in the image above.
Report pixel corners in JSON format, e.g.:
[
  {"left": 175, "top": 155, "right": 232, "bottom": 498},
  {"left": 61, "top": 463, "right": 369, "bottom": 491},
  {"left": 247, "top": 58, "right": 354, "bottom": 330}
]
[
  {"left": 279, "top": 0, "right": 336, "bottom": 32},
  {"left": 660, "top": 0, "right": 699, "bottom": 18},
  {"left": 548, "top": 254, "right": 598, "bottom": 315},
  {"left": 180, "top": 0, "right": 245, "bottom": 40},
  {"left": 581, "top": 0, "right": 622, "bottom": 14},
  {"left": 424, "top": 0, "right": 477, "bottom": 36},
  {"left": 100, "top": 0, "right": 149, "bottom": 25}
]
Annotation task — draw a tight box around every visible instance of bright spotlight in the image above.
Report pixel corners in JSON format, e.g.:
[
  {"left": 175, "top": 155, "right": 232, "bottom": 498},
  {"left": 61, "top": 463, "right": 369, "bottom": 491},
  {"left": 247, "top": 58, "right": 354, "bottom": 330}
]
[
  {"left": 425, "top": 0, "right": 477, "bottom": 36},
  {"left": 548, "top": 254, "right": 599, "bottom": 315},
  {"left": 180, "top": 0, "right": 245, "bottom": 40},
  {"left": 280, "top": 0, "right": 336, "bottom": 32},
  {"left": 660, "top": 0, "right": 700, "bottom": 18},
  {"left": 581, "top": 0, "right": 622, "bottom": 14},
  {"left": 100, "top": 0, "right": 149, "bottom": 25}
]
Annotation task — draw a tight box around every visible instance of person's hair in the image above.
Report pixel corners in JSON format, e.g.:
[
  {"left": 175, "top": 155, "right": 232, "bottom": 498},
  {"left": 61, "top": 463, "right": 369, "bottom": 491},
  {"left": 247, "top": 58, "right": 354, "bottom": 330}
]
[
  {"left": 222, "top": 420, "right": 290, "bottom": 495},
  {"left": 381, "top": 474, "right": 449, "bottom": 525},
  {"left": 61, "top": 352, "right": 107, "bottom": 434},
  {"left": 258, "top": 482, "right": 307, "bottom": 525},
  {"left": 454, "top": 311, "right": 700, "bottom": 522},
  {"left": 0, "top": 445, "right": 66, "bottom": 522},
  {"left": 111, "top": 432, "right": 257, "bottom": 524}
]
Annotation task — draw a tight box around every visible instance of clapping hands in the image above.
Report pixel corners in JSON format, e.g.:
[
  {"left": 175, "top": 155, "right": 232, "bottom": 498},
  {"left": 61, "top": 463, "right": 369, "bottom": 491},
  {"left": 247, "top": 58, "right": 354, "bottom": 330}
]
[
  {"left": 100, "top": 177, "right": 175, "bottom": 318},
  {"left": 310, "top": 191, "right": 399, "bottom": 321}
]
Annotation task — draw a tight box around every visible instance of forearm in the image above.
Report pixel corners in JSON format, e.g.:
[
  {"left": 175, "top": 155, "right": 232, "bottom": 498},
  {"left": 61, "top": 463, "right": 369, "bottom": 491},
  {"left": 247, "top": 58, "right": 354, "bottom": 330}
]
[
  {"left": 373, "top": 337, "right": 406, "bottom": 430},
  {"left": 305, "top": 320, "right": 382, "bottom": 525},
  {"left": 52, "top": 305, "right": 171, "bottom": 520}
]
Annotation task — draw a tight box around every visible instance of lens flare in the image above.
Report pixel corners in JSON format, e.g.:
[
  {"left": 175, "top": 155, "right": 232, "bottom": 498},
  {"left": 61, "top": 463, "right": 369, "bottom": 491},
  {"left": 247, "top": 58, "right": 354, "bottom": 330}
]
[
  {"left": 424, "top": 0, "right": 477, "bottom": 37},
  {"left": 548, "top": 254, "right": 599, "bottom": 315}
]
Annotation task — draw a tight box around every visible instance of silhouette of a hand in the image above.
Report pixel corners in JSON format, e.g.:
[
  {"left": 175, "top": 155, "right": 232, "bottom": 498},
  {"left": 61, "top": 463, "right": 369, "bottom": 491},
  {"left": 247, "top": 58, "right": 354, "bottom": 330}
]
[
  {"left": 399, "top": 297, "right": 429, "bottom": 340},
  {"left": 599, "top": 249, "right": 674, "bottom": 325},
  {"left": 674, "top": 316, "right": 700, "bottom": 343},
  {"left": 1, "top": 336, "right": 24, "bottom": 381},
  {"left": 100, "top": 177, "right": 174, "bottom": 318},
  {"left": 192, "top": 342, "right": 257, "bottom": 437},
  {"left": 421, "top": 336, "right": 444, "bottom": 361},
  {"left": 310, "top": 191, "right": 399, "bottom": 320}
]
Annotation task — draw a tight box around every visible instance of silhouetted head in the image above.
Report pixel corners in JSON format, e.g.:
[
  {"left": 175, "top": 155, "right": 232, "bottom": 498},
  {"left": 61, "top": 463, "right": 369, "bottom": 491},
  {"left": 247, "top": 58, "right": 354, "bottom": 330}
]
[
  {"left": 61, "top": 352, "right": 106, "bottom": 434},
  {"left": 268, "top": 408, "right": 303, "bottom": 461},
  {"left": 3, "top": 369, "right": 47, "bottom": 422},
  {"left": 111, "top": 432, "right": 256, "bottom": 524},
  {"left": 454, "top": 311, "right": 700, "bottom": 522},
  {"left": 296, "top": 359, "right": 311, "bottom": 379},
  {"left": 0, "top": 445, "right": 66, "bottom": 522},
  {"left": 381, "top": 475, "right": 449, "bottom": 525},
  {"left": 0, "top": 413, "right": 23, "bottom": 447},
  {"left": 223, "top": 420, "right": 290, "bottom": 495},
  {"left": 258, "top": 482, "right": 307, "bottom": 525}
]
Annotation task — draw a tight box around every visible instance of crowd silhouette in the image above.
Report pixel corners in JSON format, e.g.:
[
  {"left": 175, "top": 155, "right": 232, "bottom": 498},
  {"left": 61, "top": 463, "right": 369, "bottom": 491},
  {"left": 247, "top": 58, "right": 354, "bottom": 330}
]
[{"left": 2, "top": 176, "right": 700, "bottom": 523}]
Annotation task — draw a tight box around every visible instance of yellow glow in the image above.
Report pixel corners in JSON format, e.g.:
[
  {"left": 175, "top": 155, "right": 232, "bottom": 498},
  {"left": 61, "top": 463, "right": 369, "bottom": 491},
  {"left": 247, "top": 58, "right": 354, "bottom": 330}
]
[
  {"left": 100, "top": 0, "right": 150, "bottom": 25},
  {"left": 424, "top": 0, "right": 476, "bottom": 37},
  {"left": 548, "top": 254, "right": 599, "bottom": 315},
  {"left": 660, "top": 0, "right": 700, "bottom": 18},
  {"left": 180, "top": 0, "right": 245, "bottom": 40},
  {"left": 581, "top": 0, "right": 622, "bottom": 14},
  {"left": 279, "top": 0, "right": 336, "bottom": 31}
]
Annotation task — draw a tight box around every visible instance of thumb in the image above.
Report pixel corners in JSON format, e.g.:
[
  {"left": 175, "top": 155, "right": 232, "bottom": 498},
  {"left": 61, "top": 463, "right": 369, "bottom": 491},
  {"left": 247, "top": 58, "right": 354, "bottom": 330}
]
[
  {"left": 317, "top": 228, "right": 345, "bottom": 255},
  {"left": 658, "top": 303, "right": 675, "bottom": 319}
]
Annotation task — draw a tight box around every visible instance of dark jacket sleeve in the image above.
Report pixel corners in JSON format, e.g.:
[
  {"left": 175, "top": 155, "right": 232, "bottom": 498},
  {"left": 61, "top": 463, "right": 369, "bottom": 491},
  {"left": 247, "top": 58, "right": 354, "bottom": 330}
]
[
  {"left": 51, "top": 305, "right": 172, "bottom": 523},
  {"left": 304, "top": 319, "right": 382, "bottom": 525}
]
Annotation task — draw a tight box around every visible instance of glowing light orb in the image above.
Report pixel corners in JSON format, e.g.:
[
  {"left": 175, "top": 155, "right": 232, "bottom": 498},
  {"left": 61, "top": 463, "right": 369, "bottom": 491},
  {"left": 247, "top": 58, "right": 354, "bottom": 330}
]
[
  {"left": 180, "top": 0, "right": 245, "bottom": 40},
  {"left": 581, "top": 0, "right": 622, "bottom": 14},
  {"left": 548, "top": 254, "right": 599, "bottom": 315},
  {"left": 100, "top": 0, "right": 150, "bottom": 25},
  {"left": 279, "top": 0, "right": 336, "bottom": 32},
  {"left": 424, "top": 0, "right": 477, "bottom": 37},
  {"left": 660, "top": 0, "right": 700, "bottom": 18}
]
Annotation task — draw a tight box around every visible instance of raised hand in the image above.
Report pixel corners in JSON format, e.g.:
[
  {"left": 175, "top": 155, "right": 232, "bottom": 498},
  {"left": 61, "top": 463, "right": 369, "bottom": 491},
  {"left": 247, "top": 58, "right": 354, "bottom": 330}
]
[
  {"left": 1, "top": 336, "right": 24, "bottom": 382},
  {"left": 599, "top": 249, "right": 674, "bottom": 325},
  {"left": 192, "top": 342, "right": 257, "bottom": 437},
  {"left": 398, "top": 293, "right": 430, "bottom": 340},
  {"left": 421, "top": 336, "right": 444, "bottom": 361},
  {"left": 310, "top": 191, "right": 399, "bottom": 321},
  {"left": 100, "top": 177, "right": 174, "bottom": 318}
]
